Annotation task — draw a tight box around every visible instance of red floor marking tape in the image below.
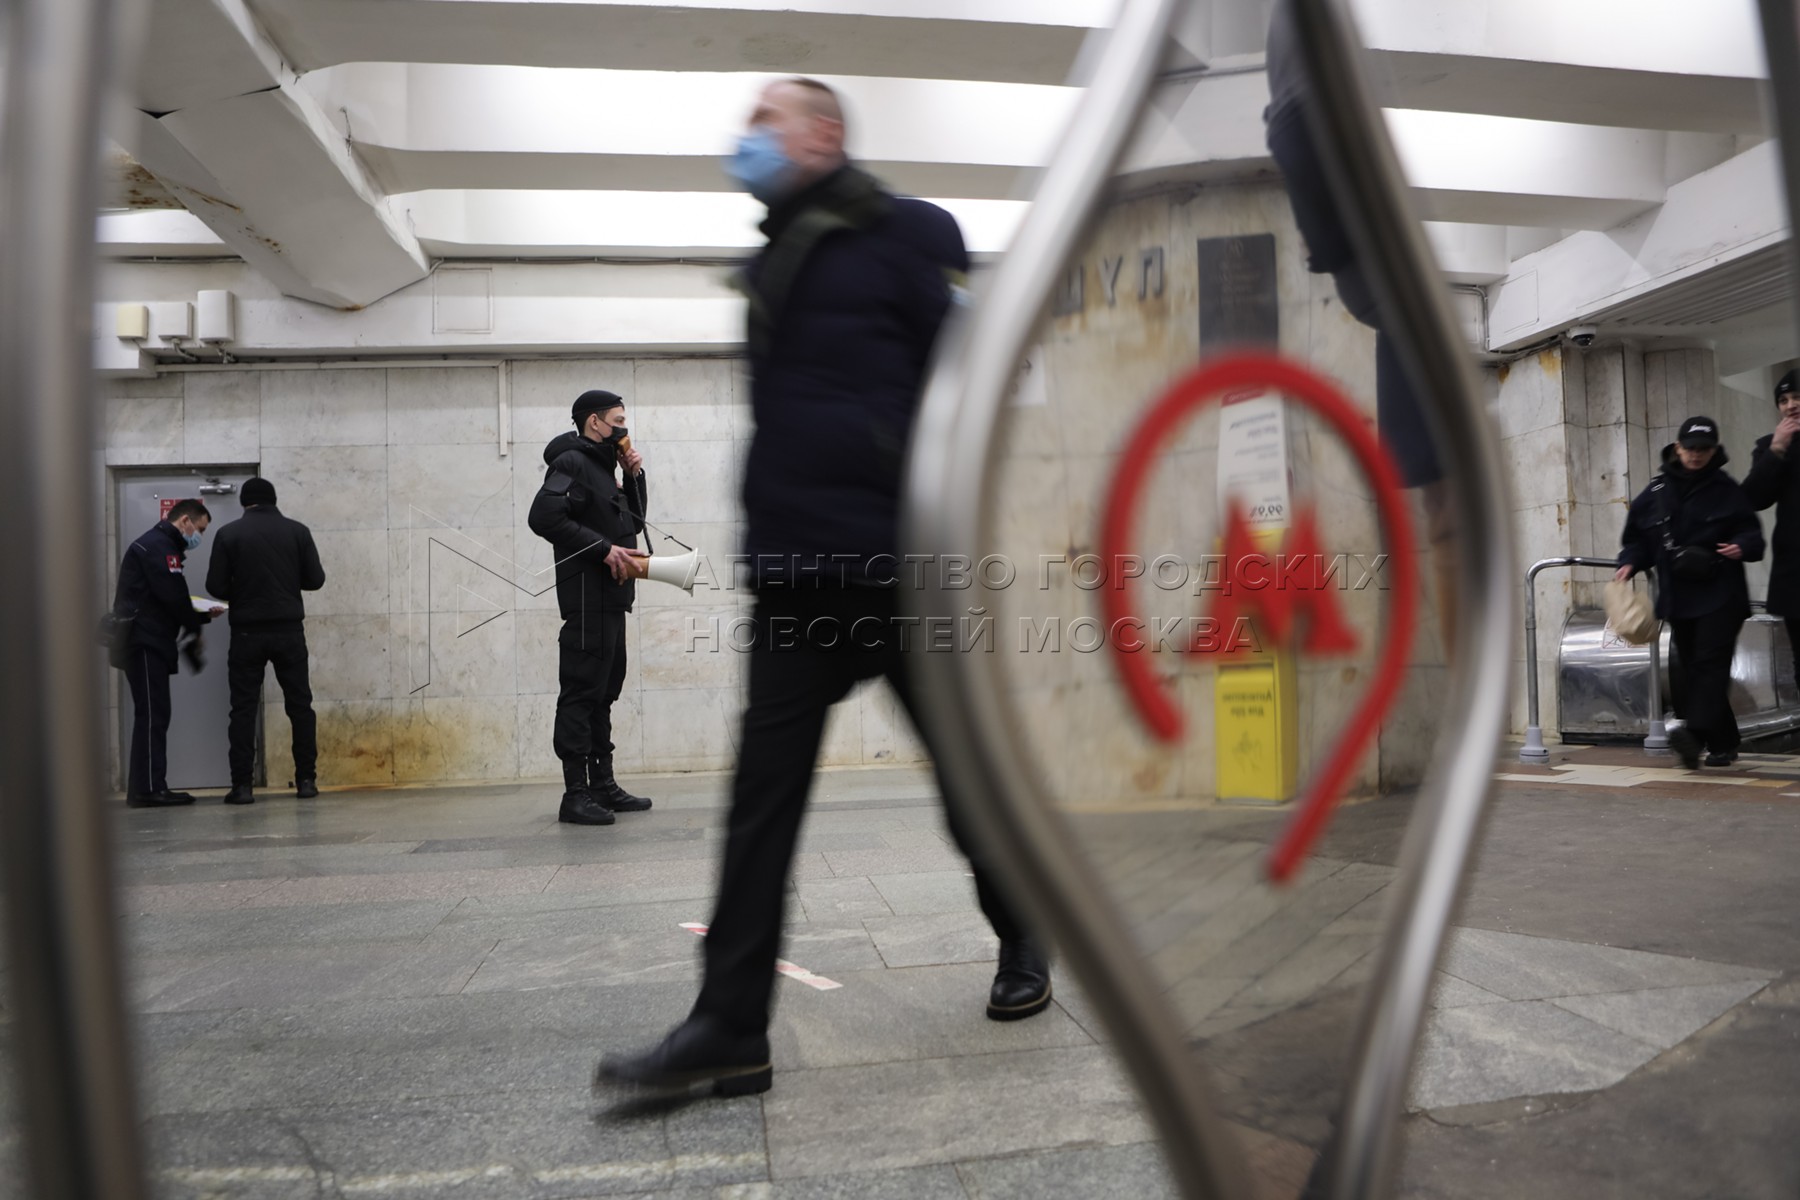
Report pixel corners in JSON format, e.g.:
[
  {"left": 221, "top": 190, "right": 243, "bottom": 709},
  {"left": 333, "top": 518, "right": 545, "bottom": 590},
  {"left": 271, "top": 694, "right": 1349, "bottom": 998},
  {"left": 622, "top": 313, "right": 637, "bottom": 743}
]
[{"left": 680, "top": 923, "right": 843, "bottom": 992}]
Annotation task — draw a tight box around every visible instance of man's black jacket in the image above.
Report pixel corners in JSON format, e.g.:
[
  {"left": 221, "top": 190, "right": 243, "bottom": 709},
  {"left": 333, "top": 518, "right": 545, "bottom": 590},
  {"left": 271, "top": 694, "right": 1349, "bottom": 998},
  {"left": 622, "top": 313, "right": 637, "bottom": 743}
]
[
  {"left": 1620, "top": 444, "right": 1765, "bottom": 620},
  {"left": 205, "top": 506, "right": 326, "bottom": 632},
  {"left": 738, "top": 165, "right": 965, "bottom": 587},
  {"left": 528, "top": 431, "right": 647, "bottom": 617},
  {"left": 1741, "top": 432, "right": 1800, "bottom": 617},
  {"left": 113, "top": 520, "right": 209, "bottom": 668}
]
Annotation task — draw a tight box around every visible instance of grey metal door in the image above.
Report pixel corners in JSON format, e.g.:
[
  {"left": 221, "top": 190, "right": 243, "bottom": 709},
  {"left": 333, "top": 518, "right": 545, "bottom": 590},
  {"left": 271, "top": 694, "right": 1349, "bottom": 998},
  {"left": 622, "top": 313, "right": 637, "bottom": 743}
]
[{"left": 114, "top": 469, "right": 253, "bottom": 790}]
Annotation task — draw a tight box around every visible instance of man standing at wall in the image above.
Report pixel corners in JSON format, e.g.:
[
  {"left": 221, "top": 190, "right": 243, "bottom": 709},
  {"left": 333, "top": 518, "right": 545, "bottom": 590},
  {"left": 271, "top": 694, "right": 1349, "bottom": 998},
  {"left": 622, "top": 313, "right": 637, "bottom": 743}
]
[
  {"left": 206, "top": 477, "right": 327, "bottom": 805},
  {"left": 528, "top": 389, "right": 652, "bottom": 825},
  {"left": 114, "top": 498, "right": 223, "bottom": 807},
  {"left": 598, "top": 77, "right": 1049, "bottom": 1099}
]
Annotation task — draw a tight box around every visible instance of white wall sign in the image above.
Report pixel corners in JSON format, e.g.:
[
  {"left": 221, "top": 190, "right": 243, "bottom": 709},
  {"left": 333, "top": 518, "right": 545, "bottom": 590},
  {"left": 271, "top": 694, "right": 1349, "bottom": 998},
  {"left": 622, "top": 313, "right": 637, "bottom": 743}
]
[{"left": 1216, "top": 389, "right": 1291, "bottom": 530}]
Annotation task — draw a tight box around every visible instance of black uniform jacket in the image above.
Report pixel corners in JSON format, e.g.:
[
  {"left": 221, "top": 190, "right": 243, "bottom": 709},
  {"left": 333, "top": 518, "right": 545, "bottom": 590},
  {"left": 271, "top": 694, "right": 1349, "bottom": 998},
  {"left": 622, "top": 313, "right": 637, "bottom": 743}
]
[
  {"left": 1740, "top": 432, "right": 1800, "bottom": 617},
  {"left": 528, "top": 431, "right": 647, "bottom": 617},
  {"left": 113, "top": 520, "right": 210, "bottom": 668},
  {"left": 739, "top": 166, "right": 965, "bottom": 587},
  {"left": 1619, "top": 444, "right": 1766, "bottom": 621},
  {"left": 205, "top": 506, "right": 326, "bottom": 632}
]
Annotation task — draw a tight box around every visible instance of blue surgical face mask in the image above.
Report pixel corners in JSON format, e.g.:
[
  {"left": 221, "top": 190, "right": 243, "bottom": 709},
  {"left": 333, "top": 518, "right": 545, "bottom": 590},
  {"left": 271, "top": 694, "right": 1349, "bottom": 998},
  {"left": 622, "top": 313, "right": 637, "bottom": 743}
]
[
  {"left": 183, "top": 530, "right": 202, "bottom": 551},
  {"left": 726, "top": 126, "right": 796, "bottom": 206}
]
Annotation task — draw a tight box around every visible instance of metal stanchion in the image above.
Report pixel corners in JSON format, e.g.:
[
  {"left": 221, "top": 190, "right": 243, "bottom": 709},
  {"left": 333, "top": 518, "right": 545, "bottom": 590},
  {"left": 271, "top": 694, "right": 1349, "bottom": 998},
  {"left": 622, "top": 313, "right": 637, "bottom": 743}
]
[{"left": 0, "top": 0, "right": 151, "bottom": 1196}]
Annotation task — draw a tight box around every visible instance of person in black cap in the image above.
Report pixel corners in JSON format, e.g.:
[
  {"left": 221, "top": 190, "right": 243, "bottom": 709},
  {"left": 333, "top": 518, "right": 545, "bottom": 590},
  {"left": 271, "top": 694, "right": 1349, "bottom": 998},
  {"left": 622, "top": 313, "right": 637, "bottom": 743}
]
[
  {"left": 527, "top": 389, "right": 651, "bottom": 824},
  {"left": 1617, "top": 415, "right": 1764, "bottom": 768},
  {"left": 1741, "top": 369, "right": 1800, "bottom": 691},
  {"left": 206, "top": 476, "right": 327, "bottom": 804}
]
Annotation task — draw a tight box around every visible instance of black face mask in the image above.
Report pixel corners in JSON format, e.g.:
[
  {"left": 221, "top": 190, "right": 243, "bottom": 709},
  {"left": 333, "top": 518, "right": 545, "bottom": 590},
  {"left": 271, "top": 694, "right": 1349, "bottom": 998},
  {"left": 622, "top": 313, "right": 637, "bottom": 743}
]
[{"left": 608, "top": 425, "right": 629, "bottom": 442}]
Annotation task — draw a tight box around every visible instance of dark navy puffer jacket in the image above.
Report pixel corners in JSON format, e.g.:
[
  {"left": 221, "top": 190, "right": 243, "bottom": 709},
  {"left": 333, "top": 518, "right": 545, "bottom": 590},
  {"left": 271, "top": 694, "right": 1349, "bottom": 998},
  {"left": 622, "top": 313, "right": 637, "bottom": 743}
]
[
  {"left": 1619, "top": 444, "right": 1765, "bottom": 621},
  {"left": 739, "top": 166, "right": 966, "bottom": 587}
]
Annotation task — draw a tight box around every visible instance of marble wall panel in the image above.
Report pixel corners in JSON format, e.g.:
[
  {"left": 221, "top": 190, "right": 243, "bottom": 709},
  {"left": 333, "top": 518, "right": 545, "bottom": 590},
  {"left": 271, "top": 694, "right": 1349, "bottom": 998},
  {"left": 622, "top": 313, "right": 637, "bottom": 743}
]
[
  {"left": 610, "top": 686, "right": 646, "bottom": 772},
  {"left": 819, "top": 695, "right": 864, "bottom": 767},
  {"left": 1583, "top": 346, "right": 1628, "bottom": 429},
  {"left": 306, "top": 529, "right": 390, "bottom": 617},
  {"left": 1379, "top": 664, "right": 1450, "bottom": 790},
  {"left": 395, "top": 611, "right": 519, "bottom": 701},
  {"left": 513, "top": 609, "right": 565, "bottom": 695},
  {"left": 182, "top": 373, "right": 260, "bottom": 464},
  {"left": 257, "top": 444, "right": 388, "bottom": 532},
  {"left": 386, "top": 367, "right": 501, "bottom": 445},
  {"left": 631, "top": 358, "right": 742, "bottom": 444},
  {"left": 389, "top": 526, "right": 519, "bottom": 618},
  {"left": 859, "top": 680, "right": 927, "bottom": 765},
  {"left": 388, "top": 442, "right": 515, "bottom": 531},
  {"left": 646, "top": 439, "right": 743, "bottom": 525},
  {"left": 637, "top": 604, "right": 749, "bottom": 692},
  {"left": 260, "top": 369, "right": 386, "bottom": 448},
  {"left": 1504, "top": 424, "right": 1573, "bottom": 516},
  {"left": 263, "top": 699, "right": 396, "bottom": 790},
  {"left": 639, "top": 686, "right": 740, "bottom": 773},
  {"left": 299, "top": 613, "right": 393, "bottom": 703},
  {"left": 104, "top": 390, "right": 183, "bottom": 465},
  {"left": 515, "top": 692, "right": 558, "bottom": 779},
  {"left": 392, "top": 696, "right": 519, "bottom": 783}
]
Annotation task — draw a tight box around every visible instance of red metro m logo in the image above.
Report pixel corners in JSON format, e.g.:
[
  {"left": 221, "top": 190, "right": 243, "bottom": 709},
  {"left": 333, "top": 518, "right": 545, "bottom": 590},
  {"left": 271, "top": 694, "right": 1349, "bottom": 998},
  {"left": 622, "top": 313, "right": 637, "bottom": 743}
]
[{"left": 1098, "top": 352, "right": 1418, "bottom": 882}]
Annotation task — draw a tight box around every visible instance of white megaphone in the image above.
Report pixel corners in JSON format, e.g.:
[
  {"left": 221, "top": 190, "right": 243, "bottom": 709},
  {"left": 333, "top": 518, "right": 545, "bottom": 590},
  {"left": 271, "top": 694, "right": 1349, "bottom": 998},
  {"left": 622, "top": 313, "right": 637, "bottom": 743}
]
[{"left": 625, "top": 547, "right": 702, "bottom": 594}]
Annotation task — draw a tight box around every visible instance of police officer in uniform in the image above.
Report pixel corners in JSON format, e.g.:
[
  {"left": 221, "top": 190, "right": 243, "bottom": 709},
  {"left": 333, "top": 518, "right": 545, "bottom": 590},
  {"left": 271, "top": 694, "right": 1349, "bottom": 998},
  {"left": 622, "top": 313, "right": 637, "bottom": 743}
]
[
  {"left": 113, "top": 498, "right": 223, "bottom": 807},
  {"left": 528, "top": 389, "right": 652, "bottom": 824}
]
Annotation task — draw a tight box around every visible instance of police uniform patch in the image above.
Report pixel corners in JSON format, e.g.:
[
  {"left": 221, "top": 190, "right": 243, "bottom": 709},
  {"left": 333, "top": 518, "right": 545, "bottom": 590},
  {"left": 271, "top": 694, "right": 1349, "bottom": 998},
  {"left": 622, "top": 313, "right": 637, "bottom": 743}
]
[{"left": 166, "top": 555, "right": 183, "bottom": 573}]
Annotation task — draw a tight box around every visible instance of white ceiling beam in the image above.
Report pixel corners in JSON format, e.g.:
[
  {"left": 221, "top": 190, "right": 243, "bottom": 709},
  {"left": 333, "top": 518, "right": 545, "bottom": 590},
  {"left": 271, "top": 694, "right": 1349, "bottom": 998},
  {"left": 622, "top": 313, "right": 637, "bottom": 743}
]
[
  {"left": 246, "top": 0, "right": 1102, "bottom": 84},
  {"left": 120, "top": 0, "right": 432, "bottom": 308},
  {"left": 1485, "top": 141, "right": 1788, "bottom": 351}
]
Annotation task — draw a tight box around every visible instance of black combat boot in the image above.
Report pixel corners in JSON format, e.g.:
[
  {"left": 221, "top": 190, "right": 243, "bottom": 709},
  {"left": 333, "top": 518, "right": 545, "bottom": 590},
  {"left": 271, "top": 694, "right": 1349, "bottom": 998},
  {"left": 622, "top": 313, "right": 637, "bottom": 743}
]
[
  {"left": 589, "top": 755, "right": 652, "bottom": 813},
  {"left": 596, "top": 1013, "right": 772, "bottom": 1096},
  {"left": 223, "top": 784, "right": 255, "bottom": 805},
  {"left": 987, "top": 938, "right": 1052, "bottom": 1021},
  {"left": 558, "top": 759, "right": 614, "bottom": 826}
]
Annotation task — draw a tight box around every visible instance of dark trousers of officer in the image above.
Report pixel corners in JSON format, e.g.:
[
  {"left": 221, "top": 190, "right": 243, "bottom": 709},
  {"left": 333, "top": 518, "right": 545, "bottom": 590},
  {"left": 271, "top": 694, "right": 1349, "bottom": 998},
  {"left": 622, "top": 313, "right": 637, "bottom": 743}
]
[
  {"left": 691, "top": 585, "right": 1030, "bottom": 1036},
  {"left": 227, "top": 627, "right": 317, "bottom": 785},
  {"left": 1671, "top": 608, "right": 1746, "bottom": 754},
  {"left": 553, "top": 610, "right": 628, "bottom": 763},
  {"left": 125, "top": 645, "right": 175, "bottom": 797}
]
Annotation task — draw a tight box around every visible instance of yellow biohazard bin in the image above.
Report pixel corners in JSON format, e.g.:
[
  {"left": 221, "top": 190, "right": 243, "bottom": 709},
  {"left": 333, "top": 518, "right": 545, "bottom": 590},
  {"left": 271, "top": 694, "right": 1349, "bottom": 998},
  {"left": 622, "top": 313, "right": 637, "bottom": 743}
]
[{"left": 1214, "top": 656, "right": 1298, "bottom": 804}]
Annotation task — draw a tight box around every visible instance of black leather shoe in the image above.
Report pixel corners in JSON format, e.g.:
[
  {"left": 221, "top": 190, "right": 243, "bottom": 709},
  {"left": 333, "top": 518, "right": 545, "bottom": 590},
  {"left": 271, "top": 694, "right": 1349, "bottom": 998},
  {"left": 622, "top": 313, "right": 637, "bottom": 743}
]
[
  {"left": 558, "top": 788, "right": 615, "bottom": 826},
  {"left": 223, "top": 784, "right": 255, "bottom": 805},
  {"left": 295, "top": 779, "right": 319, "bottom": 799},
  {"left": 595, "top": 1014, "right": 772, "bottom": 1096},
  {"left": 1668, "top": 725, "right": 1701, "bottom": 770},
  {"left": 588, "top": 757, "right": 652, "bottom": 812},
  {"left": 127, "top": 790, "right": 196, "bottom": 808},
  {"left": 1704, "top": 751, "right": 1738, "bottom": 768},
  {"left": 987, "top": 938, "right": 1052, "bottom": 1021}
]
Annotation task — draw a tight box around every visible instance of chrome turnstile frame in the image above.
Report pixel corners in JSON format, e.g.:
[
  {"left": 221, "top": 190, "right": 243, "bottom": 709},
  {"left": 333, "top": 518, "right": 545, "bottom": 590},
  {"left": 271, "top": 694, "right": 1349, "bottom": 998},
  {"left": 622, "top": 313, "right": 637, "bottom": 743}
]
[
  {"left": 1519, "top": 557, "right": 1668, "bottom": 762},
  {"left": 0, "top": 0, "right": 151, "bottom": 1197},
  {"left": 900, "top": 0, "right": 1515, "bottom": 1197}
]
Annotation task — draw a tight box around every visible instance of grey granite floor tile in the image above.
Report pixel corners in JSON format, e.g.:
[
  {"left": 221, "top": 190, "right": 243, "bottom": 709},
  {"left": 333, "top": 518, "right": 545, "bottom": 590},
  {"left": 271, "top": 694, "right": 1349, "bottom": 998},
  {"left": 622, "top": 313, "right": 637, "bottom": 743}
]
[
  {"left": 124, "top": 898, "right": 458, "bottom": 956},
  {"left": 763, "top": 1046, "right": 1151, "bottom": 1179},
  {"left": 244, "top": 865, "right": 558, "bottom": 908},
  {"left": 867, "top": 871, "right": 979, "bottom": 916},
  {"left": 794, "top": 877, "right": 892, "bottom": 922},
  {"left": 122, "top": 878, "right": 286, "bottom": 914},
  {"left": 131, "top": 936, "right": 496, "bottom": 1013},
  {"left": 463, "top": 929, "right": 704, "bottom": 993},
  {"left": 430, "top": 897, "right": 714, "bottom": 944},
  {"left": 956, "top": 1142, "right": 1176, "bottom": 1200},
  {"left": 1440, "top": 926, "right": 1772, "bottom": 1002},
  {"left": 545, "top": 860, "right": 720, "bottom": 897},
  {"left": 861, "top": 911, "right": 997, "bottom": 969},
  {"left": 1429, "top": 972, "right": 1509, "bottom": 1009},
  {"left": 1409, "top": 999, "right": 1658, "bottom": 1110},
  {"left": 1550, "top": 979, "right": 1767, "bottom": 1049},
  {"left": 772, "top": 924, "right": 887, "bottom": 975},
  {"left": 767, "top": 962, "right": 1092, "bottom": 1070},
  {"left": 821, "top": 847, "right": 969, "bottom": 878},
  {"left": 748, "top": 1165, "right": 969, "bottom": 1198},
  {"left": 147, "top": 1087, "right": 767, "bottom": 1198}
]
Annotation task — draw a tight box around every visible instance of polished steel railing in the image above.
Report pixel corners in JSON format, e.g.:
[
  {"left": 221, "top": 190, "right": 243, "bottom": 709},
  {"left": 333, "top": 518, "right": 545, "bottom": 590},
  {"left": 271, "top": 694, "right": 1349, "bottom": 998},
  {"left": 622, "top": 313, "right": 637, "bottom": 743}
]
[
  {"left": 0, "top": 1, "right": 151, "bottom": 1197},
  {"left": 901, "top": 0, "right": 1515, "bottom": 1197}
]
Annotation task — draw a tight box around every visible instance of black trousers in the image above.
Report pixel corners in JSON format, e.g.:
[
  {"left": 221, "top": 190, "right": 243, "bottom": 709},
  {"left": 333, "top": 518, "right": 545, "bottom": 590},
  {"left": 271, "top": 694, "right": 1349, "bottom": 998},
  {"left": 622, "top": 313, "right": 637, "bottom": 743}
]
[
  {"left": 553, "top": 610, "right": 628, "bottom": 764},
  {"left": 227, "top": 627, "right": 316, "bottom": 785},
  {"left": 124, "top": 645, "right": 175, "bottom": 797},
  {"left": 692, "top": 586, "right": 1030, "bottom": 1036},
  {"left": 1670, "top": 608, "right": 1746, "bottom": 754}
]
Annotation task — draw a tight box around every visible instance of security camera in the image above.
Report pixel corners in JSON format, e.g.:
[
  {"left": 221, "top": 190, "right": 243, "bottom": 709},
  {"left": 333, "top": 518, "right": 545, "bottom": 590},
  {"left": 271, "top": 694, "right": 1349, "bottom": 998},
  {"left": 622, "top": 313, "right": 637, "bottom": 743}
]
[{"left": 1568, "top": 324, "right": 1599, "bottom": 348}]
